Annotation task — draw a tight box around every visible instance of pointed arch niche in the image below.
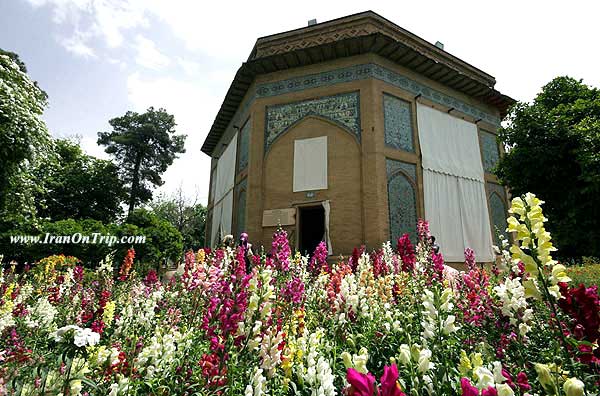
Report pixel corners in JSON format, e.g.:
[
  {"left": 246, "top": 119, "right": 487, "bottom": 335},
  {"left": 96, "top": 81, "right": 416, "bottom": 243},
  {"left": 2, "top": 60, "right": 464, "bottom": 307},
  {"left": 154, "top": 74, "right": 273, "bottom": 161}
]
[{"left": 386, "top": 159, "right": 418, "bottom": 243}]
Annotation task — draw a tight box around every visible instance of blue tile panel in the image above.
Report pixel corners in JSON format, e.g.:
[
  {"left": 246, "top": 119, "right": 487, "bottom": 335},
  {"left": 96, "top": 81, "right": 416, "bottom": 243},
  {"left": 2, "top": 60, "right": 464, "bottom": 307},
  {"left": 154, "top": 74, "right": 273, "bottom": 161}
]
[
  {"left": 480, "top": 130, "right": 500, "bottom": 173},
  {"left": 235, "top": 178, "right": 247, "bottom": 236},
  {"left": 237, "top": 120, "right": 251, "bottom": 172},
  {"left": 386, "top": 159, "right": 417, "bottom": 243},
  {"left": 487, "top": 182, "right": 508, "bottom": 245},
  {"left": 265, "top": 92, "right": 360, "bottom": 152},
  {"left": 256, "top": 63, "right": 501, "bottom": 125},
  {"left": 384, "top": 94, "right": 414, "bottom": 152}
]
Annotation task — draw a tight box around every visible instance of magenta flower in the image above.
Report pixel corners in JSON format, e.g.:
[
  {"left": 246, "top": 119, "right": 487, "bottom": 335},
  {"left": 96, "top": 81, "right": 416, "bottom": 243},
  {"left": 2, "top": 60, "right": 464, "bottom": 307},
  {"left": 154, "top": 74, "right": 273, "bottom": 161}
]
[
  {"left": 346, "top": 365, "right": 405, "bottom": 396},
  {"left": 396, "top": 234, "right": 416, "bottom": 272},
  {"left": 481, "top": 387, "right": 497, "bottom": 396},
  {"left": 460, "top": 378, "right": 479, "bottom": 396},
  {"left": 516, "top": 371, "right": 531, "bottom": 391},
  {"left": 347, "top": 368, "right": 376, "bottom": 396},
  {"left": 379, "top": 364, "right": 406, "bottom": 396}
]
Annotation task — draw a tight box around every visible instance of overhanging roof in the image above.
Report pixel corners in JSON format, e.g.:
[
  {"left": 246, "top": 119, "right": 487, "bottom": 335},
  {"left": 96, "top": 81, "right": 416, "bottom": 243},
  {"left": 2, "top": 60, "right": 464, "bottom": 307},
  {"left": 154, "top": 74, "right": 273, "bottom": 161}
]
[{"left": 202, "top": 11, "right": 515, "bottom": 155}]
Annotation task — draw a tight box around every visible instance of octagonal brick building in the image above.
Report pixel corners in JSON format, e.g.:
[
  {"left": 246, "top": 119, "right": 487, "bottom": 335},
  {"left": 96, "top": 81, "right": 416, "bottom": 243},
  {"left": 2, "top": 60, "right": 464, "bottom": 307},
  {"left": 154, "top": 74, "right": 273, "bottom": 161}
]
[{"left": 202, "top": 11, "right": 515, "bottom": 263}]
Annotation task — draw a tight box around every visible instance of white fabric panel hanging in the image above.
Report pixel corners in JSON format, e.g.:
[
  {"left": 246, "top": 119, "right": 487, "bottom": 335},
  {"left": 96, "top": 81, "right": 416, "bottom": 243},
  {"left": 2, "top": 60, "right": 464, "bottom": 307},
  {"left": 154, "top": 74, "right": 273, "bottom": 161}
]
[
  {"left": 219, "top": 191, "right": 234, "bottom": 239},
  {"left": 293, "top": 136, "right": 328, "bottom": 192},
  {"left": 214, "top": 133, "right": 238, "bottom": 202},
  {"left": 211, "top": 202, "right": 222, "bottom": 247},
  {"left": 423, "top": 170, "right": 465, "bottom": 262},
  {"left": 458, "top": 178, "right": 494, "bottom": 262},
  {"left": 322, "top": 200, "right": 333, "bottom": 255},
  {"left": 417, "top": 103, "right": 494, "bottom": 262},
  {"left": 417, "top": 104, "right": 484, "bottom": 182}
]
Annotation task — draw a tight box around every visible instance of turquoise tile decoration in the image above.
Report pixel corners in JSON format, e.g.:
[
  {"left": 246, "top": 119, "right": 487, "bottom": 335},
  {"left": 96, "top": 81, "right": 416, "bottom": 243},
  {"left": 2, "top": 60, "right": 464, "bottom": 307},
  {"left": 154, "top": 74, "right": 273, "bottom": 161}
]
[
  {"left": 489, "top": 192, "right": 507, "bottom": 246},
  {"left": 384, "top": 94, "right": 414, "bottom": 152},
  {"left": 256, "top": 63, "right": 501, "bottom": 125},
  {"left": 238, "top": 120, "right": 251, "bottom": 172},
  {"left": 235, "top": 179, "right": 247, "bottom": 236},
  {"left": 487, "top": 183, "right": 508, "bottom": 245},
  {"left": 386, "top": 159, "right": 417, "bottom": 243},
  {"left": 480, "top": 130, "right": 500, "bottom": 173},
  {"left": 265, "top": 92, "right": 360, "bottom": 152}
]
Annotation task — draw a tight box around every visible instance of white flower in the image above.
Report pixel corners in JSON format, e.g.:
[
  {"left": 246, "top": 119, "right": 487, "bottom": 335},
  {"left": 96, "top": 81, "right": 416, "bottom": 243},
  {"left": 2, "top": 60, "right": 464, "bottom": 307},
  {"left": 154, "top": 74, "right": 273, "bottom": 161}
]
[
  {"left": 51, "top": 325, "right": 81, "bottom": 343},
  {"left": 398, "top": 344, "right": 411, "bottom": 365},
  {"left": 418, "top": 348, "right": 432, "bottom": 373},
  {"left": 474, "top": 366, "right": 495, "bottom": 389},
  {"left": 442, "top": 315, "right": 459, "bottom": 335},
  {"left": 497, "top": 383, "right": 515, "bottom": 396},
  {"left": 73, "top": 327, "right": 100, "bottom": 347}
]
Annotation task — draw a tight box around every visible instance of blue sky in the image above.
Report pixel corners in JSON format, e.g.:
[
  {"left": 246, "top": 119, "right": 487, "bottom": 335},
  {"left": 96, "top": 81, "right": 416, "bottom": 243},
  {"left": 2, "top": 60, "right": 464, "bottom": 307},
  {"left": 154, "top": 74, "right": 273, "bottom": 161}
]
[{"left": 1, "top": 0, "right": 599, "bottom": 204}]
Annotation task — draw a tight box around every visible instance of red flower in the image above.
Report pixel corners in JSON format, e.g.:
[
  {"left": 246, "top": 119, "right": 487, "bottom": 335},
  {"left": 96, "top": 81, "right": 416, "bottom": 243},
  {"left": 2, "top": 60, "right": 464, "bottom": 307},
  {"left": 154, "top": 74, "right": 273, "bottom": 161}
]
[{"left": 516, "top": 371, "right": 531, "bottom": 391}]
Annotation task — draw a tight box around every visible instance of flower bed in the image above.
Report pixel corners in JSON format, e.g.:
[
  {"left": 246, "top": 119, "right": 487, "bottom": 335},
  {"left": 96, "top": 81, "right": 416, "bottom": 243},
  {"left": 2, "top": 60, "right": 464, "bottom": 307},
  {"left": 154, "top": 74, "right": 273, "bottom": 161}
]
[{"left": 1, "top": 193, "right": 598, "bottom": 395}]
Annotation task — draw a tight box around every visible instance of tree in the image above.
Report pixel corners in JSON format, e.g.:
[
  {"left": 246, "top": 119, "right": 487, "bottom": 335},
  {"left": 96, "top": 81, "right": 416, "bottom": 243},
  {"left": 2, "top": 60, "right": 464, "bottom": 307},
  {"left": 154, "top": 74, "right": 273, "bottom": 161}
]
[
  {"left": 150, "top": 186, "right": 207, "bottom": 250},
  {"left": 97, "top": 107, "right": 186, "bottom": 218},
  {"left": 124, "top": 208, "right": 183, "bottom": 268},
  {"left": 497, "top": 76, "right": 600, "bottom": 259},
  {"left": 36, "top": 139, "right": 126, "bottom": 223},
  {"left": 0, "top": 53, "right": 50, "bottom": 219}
]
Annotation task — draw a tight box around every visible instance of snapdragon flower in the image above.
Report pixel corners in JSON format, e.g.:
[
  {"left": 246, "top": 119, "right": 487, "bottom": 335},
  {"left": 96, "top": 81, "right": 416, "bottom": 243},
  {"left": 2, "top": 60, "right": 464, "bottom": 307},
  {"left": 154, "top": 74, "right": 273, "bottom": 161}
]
[{"left": 50, "top": 325, "right": 100, "bottom": 347}]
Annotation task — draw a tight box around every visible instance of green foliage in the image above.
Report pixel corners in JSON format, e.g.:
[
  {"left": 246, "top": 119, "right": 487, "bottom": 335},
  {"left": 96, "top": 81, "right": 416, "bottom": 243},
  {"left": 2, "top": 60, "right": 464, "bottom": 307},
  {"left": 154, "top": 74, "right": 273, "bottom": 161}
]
[
  {"left": 124, "top": 208, "right": 183, "bottom": 268},
  {"left": 0, "top": 53, "right": 51, "bottom": 219},
  {"left": 36, "top": 139, "right": 126, "bottom": 223},
  {"left": 497, "top": 76, "right": 600, "bottom": 259},
  {"left": 150, "top": 188, "right": 207, "bottom": 250},
  {"left": 97, "top": 107, "right": 186, "bottom": 218}
]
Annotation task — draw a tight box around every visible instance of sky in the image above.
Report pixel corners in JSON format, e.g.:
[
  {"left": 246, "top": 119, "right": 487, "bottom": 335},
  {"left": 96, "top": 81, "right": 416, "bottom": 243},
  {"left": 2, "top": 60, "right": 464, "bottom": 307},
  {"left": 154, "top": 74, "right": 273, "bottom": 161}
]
[{"left": 1, "top": 0, "right": 599, "bottom": 204}]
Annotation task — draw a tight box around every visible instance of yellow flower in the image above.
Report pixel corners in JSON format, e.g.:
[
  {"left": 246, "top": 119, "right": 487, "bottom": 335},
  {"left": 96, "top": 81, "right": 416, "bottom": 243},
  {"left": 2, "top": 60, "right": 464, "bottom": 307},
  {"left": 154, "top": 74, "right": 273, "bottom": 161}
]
[
  {"left": 508, "top": 197, "right": 526, "bottom": 217},
  {"left": 523, "top": 279, "right": 542, "bottom": 300},
  {"left": 551, "top": 264, "right": 571, "bottom": 284},
  {"left": 524, "top": 192, "right": 543, "bottom": 207},
  {"left": 470, "top": 352, "right": 483, "bottom": 369},
  {"left": 102, "top": 301, "right": 116, "bottom": 328},
  {"left": 458, "top": 350, "right": 472, "bottom": 376}
]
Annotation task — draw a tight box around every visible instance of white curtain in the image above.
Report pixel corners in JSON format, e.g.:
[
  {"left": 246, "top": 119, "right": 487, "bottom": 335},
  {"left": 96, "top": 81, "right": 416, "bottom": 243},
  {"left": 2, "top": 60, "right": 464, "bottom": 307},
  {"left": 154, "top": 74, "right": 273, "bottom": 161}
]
[
  {"left": 215, "top": 133, "right": 238, "bottom": 202},
  {"left": 322, "top": 200, "right": 333, "bottom": 255},
  {"left": 293, "top": 136, "right": 328, "bottom": 192},
  {"left": 211, "top": 202, "right": 222, "bottom": 247},
  {"left": 417, "top": 104, "right": 493, "bottom": 262},
  {"left": 211, "top": 133, "right": 238, "bottom": 247}
]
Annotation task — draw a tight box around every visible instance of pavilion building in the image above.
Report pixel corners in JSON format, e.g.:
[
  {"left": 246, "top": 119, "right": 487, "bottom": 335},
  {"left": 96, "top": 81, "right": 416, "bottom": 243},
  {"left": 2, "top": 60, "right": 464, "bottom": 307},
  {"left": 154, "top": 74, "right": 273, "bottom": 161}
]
[{"left": 202, "top": 11, "right": 514, "bottom": 263}]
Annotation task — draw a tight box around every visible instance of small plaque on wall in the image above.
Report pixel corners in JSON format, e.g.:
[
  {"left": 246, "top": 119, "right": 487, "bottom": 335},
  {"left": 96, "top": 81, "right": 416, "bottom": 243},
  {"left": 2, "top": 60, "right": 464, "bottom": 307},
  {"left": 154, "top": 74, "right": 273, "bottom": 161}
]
[{"left": 262, "top": 208, "right": 296, "bottom": 227}]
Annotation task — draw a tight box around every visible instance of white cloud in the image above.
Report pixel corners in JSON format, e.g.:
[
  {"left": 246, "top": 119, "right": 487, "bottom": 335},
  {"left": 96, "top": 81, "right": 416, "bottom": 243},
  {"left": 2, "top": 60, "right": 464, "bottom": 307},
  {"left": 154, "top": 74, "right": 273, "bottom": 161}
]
[
  {"left": 126, "top": 72, "right": 219, "bottom": 203},
  {"left": 177, "top": 57, "right": 200, "bottom": 75},
  {"left": 59, "top": 30, "right": 96, "bottom": 58},
  {"left": 134, "top": 35, "right": 170, "bottom": 70}
]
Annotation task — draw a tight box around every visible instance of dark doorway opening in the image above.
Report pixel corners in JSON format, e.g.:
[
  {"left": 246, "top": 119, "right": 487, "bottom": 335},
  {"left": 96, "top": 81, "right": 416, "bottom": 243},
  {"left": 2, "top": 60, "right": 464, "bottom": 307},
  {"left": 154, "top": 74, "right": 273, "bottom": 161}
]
[{"left": 298, "top": 205, "right": 325, "bottom": 256}]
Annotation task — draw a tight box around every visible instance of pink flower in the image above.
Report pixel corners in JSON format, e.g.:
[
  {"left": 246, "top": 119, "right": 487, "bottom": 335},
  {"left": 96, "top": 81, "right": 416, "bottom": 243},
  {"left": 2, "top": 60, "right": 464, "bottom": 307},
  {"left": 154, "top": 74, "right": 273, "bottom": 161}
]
[
  {"left": 347, "top": 368, "right": 376, "bottom": 396},
  {"left": 346, "top": 365, "right": 406, "bottom": 396},
  {"left": 464, "top": 248, "right": 476, "bottom": 272},
  {"left": 482, "top": 387, "right": 497, "bottom": 396},
  {"left": 379, "top": 364, "right": 406, "bottom": 396},
  {"left": 271, "top": 229, "right": 291, "bottom": 272},
  {"left": 309, "top": 241, "right": 329, "bottom": 275},
  {"left": 460, "top": 378, "right": 479, "bottom": 396}
]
